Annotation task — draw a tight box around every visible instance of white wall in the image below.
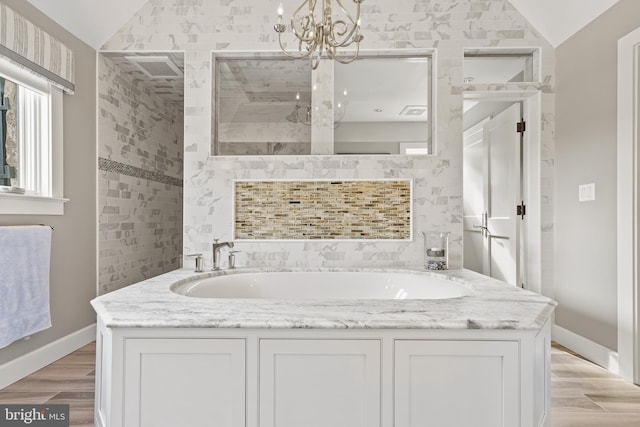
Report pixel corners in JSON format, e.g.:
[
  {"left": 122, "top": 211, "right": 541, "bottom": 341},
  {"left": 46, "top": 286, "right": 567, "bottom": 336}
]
[{"left": 555, "top": 0, "right": 640, "bottom": 350}]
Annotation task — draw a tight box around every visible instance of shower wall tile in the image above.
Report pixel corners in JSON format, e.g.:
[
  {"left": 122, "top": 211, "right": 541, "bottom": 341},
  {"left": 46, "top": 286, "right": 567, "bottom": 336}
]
[
  {"left": 98, "top": 54, "right": 184, "bottom": 294},
  {"left": 104, "top": 0, "right": 555, "bottom": 279}
]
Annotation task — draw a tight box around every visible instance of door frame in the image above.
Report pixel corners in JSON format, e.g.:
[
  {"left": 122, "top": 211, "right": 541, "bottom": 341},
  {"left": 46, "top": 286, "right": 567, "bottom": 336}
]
[
  {"left": 463, "top": 91, "right": 542, "bottom": 294},
  {"left": 617, "top": 26, "right": 640, "bottom": 385}
]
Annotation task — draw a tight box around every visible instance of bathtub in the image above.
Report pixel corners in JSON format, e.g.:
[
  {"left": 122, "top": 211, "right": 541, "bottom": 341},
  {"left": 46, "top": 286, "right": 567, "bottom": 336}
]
[
  {"left": 92, "top": 268, "right": 556, "bottom": 427},
  {"left": 170, "top": 271, "right": 472, "bottom": 300}
]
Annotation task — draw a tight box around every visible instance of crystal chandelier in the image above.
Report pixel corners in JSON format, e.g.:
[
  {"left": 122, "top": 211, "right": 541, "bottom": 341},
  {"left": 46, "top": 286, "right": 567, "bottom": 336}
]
[{"left": 274, "top": 0, "right": 364, "bottom": 69}]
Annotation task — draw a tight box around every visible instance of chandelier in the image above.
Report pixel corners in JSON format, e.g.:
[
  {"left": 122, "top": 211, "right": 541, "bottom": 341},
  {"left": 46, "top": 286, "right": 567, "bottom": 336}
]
[
  {"left": 286, "top": 91, "right": 348, "bottom": 127},
  {"left": 286, "top": 92, "right": 312, "bottom": 126},
  {"left": 274, "top": 0, "right": 364, "bottom": 69}
]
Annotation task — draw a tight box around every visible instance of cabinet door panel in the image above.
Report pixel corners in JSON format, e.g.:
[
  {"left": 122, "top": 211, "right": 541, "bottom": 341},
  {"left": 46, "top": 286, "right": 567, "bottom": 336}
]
[
  {"left": 123, "top": 339, "right": 245, "bottom": 427},
  {"left": 259, "top": 339, "right": 381, "bottom": 427},
  {"left": 395, "top": 340, "right": 519, "bottom": 427}
]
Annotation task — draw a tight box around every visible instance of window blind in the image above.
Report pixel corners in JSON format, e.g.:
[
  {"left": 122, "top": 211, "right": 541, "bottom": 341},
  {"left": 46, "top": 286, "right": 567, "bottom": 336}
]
[{"left": 0, "top": 2, "right": 75, "bottom": 94}]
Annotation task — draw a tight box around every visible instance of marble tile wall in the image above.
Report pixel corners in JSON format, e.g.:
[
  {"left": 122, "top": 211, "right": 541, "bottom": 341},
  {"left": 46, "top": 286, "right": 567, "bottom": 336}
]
[
  {"left": 103, "top": 0, "right": 555, "bottom": 277},
  {"left": 98, "top": 54, "right": 184, "bottom": 294}
]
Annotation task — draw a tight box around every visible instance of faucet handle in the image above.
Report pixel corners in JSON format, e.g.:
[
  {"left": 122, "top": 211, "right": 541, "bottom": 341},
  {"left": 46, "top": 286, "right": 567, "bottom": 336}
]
[
  {"left": 228, "top": 251, "right": 240, "bottom": 269},
  {"left": 186, "top": 253, "right": 204, "bottom": 272}
]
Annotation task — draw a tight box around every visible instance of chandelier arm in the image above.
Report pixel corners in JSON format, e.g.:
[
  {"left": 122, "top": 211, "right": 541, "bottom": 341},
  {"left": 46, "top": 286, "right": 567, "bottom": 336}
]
[
  {"left": 277, "top": 33, "right": 315, "bottom": 60},
  {"left": 332, "top": 43, "right": 360, "bottom": 64},
  {"left": 290, "top": 1, "right": 318, "bottom": 44},
  {"left": 310, "top": 49, "right": 321, "bottom": 69},
  {"left": 290, "top": 17, "right": 315, "bottom": 45},
  {"left": 327, "top": 0, "right": 361, "bottom": 46}
]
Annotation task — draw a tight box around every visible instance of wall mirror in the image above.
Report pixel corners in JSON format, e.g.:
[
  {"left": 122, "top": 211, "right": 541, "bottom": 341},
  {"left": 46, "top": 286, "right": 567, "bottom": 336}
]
[
  {"left": 333, "top": 56, "right": 431, "bottom": 155},
  {"left": 213, "top": 56, "right": 311, "bottom": 156},
  {"left": 212, "top": 52, "right": 433, "bottom": 156}
]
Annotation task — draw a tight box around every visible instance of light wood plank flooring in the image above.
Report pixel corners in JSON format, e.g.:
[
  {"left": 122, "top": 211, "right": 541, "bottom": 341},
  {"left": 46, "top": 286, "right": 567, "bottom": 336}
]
[
  {"left": 0, "top": 342, "right": 638, "bottom": 426},
  {"left": 551, "top": 344, "right": 640, "bottom": 426},
  {"left": 0, "top": 342, "right": 95, "bottom": 427}
]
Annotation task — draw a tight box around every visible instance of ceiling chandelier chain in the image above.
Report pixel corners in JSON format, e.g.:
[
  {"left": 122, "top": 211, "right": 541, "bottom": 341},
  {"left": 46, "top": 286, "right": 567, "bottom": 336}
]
[{"left": 274, "top": 0, "right": 364, "bottom": 69}]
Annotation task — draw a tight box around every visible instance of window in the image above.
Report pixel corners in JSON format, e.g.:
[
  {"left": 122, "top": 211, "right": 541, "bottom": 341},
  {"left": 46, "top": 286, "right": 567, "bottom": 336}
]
[
  {"left": 0, "top": 56, "right": 66, "bottom": 215},
  {"left": 463, "top": 48, "right": 540, "bottom": 84}
]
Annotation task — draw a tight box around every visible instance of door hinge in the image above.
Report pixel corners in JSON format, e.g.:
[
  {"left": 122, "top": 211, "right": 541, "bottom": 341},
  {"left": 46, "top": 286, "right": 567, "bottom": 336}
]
[
  {"left": 516, "top": 202, "right": 526, "bottom": 219},
  {"left": 517, "top": 120, "right": 526, "bottom": 134}
]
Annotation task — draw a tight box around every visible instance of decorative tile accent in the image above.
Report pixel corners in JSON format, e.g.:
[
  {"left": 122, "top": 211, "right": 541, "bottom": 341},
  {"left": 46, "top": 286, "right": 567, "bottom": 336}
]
[
  {"left": 234, "top": 180, "right": 411, "bottom": 240},
  {"left": 99, "top": 158, "right": 183, "bottom": 188}
]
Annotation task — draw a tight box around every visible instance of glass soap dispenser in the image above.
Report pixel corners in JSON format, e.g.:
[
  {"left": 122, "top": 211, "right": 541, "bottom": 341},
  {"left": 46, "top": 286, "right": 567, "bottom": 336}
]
[{"left": 422, "top": 231, "right": 449, "bottom": 270}]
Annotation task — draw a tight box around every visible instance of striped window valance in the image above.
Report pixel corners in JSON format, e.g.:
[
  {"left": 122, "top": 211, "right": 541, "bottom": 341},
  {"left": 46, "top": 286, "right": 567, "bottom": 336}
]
[{"left": 0, "top": 2, "right": 75, "bottom": 93}]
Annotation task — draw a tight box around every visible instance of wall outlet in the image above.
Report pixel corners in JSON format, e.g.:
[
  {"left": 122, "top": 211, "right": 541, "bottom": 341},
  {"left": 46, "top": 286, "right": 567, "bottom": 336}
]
[{"left": 578, "top": 183, "right": 596, "bottom": 202}]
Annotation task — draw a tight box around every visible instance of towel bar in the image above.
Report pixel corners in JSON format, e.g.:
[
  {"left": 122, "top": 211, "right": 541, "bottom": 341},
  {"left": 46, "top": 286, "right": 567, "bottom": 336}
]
[{"left": 2, "top": 224, "right": 55, "bottom": 230}]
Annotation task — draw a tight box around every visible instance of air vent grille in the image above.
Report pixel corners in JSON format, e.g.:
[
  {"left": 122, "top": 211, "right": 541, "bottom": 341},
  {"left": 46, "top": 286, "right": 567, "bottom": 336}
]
[{"left": 125, "top": 56, "right": 183, "bottom": 79}]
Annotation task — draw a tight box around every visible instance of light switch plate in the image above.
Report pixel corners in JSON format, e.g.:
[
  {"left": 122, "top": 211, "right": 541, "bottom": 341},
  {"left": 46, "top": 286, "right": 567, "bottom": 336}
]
[{"left": 579, "top": 183, "right": 596, "bottom": 202}]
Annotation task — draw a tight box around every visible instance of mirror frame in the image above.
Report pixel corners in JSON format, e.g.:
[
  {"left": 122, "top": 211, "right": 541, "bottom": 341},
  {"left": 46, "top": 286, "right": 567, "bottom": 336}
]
[{"left": 211, "top": 49, "right": 436, "bottom": 157}]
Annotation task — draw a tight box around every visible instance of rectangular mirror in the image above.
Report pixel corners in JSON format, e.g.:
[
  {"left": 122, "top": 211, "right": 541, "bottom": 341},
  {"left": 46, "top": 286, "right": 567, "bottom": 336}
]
[
  {"left": 212, "top": 52, "right": 433, "bottom": 156},
  {"left": 214, "top": 56, "right": 312, "bottom": 156},
  {"left": 334, "top": 56, "right": 432, "bottom": 155}
]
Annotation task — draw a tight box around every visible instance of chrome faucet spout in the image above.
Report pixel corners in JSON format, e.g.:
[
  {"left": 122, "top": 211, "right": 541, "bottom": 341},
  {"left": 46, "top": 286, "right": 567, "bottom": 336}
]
[{"left": 212, "top": 239, "right": 234, "bottom": 270}]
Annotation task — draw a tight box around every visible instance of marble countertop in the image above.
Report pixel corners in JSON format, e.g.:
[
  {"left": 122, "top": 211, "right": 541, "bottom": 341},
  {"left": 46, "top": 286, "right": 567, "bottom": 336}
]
[{"left": 90, "top": 268, "right": 556, "bottom": 330}]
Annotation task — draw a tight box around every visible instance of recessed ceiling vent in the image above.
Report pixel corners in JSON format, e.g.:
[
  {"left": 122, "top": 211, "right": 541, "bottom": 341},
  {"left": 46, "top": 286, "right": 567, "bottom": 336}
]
[
  {"left": 125, "top": 56, "right": 183, "bottom": 79},
  {"left": 399, "top": 105, "right": 427, "bottom": 116}
]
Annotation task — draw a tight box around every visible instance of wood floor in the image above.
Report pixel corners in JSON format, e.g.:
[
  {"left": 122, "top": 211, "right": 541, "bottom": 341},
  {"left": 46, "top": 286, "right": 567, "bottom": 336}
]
[
  {"left": 0, "top": 342, "right": 95, "bottom": 427},
  {"left": 0, "top": 342, "right": 638, "bottom": 426}
]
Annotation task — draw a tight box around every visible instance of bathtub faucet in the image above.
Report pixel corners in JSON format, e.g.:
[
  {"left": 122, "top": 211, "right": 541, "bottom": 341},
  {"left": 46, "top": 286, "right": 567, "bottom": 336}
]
[{"left": 212, "top": 239, "right": 234, "bottom": 270}]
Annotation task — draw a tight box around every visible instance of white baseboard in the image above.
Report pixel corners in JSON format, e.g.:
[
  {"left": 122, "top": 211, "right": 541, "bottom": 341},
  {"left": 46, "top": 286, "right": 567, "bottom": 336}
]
[
  {"left": 0, "top": 323, "right": 96, "bottom": 389},
  {"left": 552, "top": 324, "right": 619, "bottom": 374}
]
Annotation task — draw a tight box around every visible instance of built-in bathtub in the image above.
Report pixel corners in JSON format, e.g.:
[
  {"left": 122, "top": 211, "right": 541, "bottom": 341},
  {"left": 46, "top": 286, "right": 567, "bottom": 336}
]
[
  {"left": 171, "top": 271, "right": 473, "bottom": 299},
  {"left": 91, "top": 268, "right": 556, "bottom": 427}
]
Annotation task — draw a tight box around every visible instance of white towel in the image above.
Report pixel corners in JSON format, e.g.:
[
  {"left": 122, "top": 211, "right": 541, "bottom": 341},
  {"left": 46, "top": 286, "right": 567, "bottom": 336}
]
[{"left": 0, "top": 225, "right": 52, "bottom": 349}]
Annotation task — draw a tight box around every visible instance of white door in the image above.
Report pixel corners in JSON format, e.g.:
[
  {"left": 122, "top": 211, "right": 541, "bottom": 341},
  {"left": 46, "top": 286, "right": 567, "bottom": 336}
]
[
  {"left": 617, "top": 26, "right": 640, "bottom": 384},
  {"left": 463, "top": 103, "right": 522, "bottom": 286}
]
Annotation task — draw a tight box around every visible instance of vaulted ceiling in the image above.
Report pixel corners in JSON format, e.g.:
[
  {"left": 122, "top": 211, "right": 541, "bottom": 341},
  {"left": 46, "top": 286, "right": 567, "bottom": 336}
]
[{"left": 25, "top": 0, "right": 620, "bottom": 49}]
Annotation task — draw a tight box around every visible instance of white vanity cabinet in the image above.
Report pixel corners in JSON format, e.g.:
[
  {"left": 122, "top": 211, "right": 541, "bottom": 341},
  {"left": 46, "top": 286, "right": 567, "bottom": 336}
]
[
  {"left": 95, "top": 321, "right": 551, "bottom": 427},
  {"left": 95, "top": 324, "right": 245, "bottom": 427},
  {"left": 259, "top": 339, "right": 381, "bottom": 427},
  {"left": 395, "top": 340, "right": 520, "bottom": 427}
]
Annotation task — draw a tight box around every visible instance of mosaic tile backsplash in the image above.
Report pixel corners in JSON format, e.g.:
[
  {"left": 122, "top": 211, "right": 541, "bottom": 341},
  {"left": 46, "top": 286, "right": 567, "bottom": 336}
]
[{"left": 235, "top": 180, "right": 411, "bottom": 240}]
